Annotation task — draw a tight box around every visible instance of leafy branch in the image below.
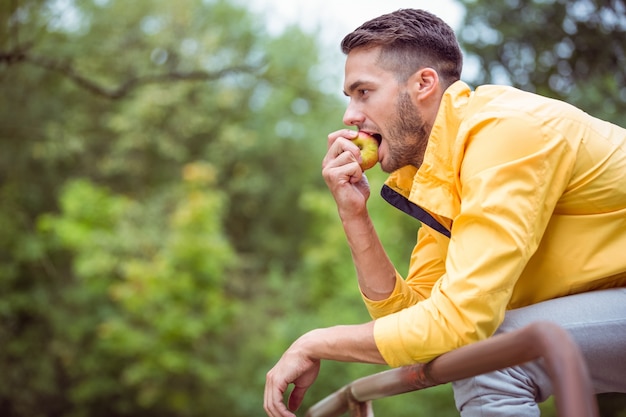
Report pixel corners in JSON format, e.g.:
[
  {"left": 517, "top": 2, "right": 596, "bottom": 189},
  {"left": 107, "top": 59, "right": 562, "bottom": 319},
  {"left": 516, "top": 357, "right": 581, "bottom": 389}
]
[{"left": 1, "top": 48, "right": 264, "bottom": 99}]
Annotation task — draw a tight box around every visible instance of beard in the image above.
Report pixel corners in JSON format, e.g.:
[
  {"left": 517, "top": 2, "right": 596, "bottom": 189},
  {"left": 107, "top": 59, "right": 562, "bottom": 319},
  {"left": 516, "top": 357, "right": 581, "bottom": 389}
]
[{"left": 380, "top": 92, "right": 431, "bottom": 173}]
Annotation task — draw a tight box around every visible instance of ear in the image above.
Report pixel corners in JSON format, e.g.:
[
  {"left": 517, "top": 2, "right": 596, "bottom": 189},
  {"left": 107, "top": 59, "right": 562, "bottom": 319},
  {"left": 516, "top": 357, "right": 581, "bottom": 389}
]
[{"left": 408, "top": 67, "right": 440, "bottom": 102}]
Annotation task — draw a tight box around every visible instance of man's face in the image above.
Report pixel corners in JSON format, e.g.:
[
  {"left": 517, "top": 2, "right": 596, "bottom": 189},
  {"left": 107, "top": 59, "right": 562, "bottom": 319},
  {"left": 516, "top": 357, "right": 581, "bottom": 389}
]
[{"left": 343, "top": 47, "right": 430, "bottom": 173}]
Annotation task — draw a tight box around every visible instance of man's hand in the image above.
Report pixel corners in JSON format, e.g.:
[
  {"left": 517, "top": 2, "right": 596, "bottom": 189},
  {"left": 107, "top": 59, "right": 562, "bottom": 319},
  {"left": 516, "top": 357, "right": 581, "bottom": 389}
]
[
  {"left": 264, "top": 324, "right": 385, "bottom": 417},
  {"left": 322, "top": 129, "right": 371, "bottom": 218},
  {"left": 264, "top": 343, "right": 320, "bottom": 417}
]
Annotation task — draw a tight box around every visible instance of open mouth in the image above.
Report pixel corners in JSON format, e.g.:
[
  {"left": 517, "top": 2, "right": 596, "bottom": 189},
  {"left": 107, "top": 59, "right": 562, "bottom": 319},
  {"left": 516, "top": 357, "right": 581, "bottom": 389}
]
[{"left": 372, "top": 133, "right": 382, "bottom": 146}]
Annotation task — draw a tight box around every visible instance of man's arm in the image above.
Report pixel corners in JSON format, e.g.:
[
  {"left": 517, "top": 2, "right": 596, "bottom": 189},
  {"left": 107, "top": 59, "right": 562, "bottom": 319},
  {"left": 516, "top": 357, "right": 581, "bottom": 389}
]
[
  {"left": 264, "top": 322, "right": 385, "bottom": 417},
  {"left": 264, "top": 130, "right": 402, "bottom": 417},
  {"left": 322, "top": 129, "right": 397, "bottom": 300}
]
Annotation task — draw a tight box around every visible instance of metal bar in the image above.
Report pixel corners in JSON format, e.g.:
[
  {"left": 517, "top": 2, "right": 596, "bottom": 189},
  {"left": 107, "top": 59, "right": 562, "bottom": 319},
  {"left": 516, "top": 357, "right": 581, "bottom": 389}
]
[{"left": 305, "top": 321, "right": 598, "bottom": 417}]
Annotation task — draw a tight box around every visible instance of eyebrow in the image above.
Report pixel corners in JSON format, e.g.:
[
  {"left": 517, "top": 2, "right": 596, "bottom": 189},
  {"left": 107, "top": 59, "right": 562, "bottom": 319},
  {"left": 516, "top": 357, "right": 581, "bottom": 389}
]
[{"left": 343, "top": 80, "right": 367, "bottom": 97}]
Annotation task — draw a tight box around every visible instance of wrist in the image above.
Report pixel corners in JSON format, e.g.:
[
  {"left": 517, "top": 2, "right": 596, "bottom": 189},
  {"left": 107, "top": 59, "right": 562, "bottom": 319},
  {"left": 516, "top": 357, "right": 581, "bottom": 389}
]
[
  {"left": 291, "top": 329, "right": 324, "bottom": 360},
  {"left": 339, "top": 208, "right": 372, "bottom": 231},
  {"left": 336, "top": 195, "right": 369, "bottom": 220}
]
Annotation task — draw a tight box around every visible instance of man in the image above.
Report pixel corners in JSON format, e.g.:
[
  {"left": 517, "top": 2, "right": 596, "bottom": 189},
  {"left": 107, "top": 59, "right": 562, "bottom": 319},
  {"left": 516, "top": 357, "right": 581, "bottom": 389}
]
[{"left": 264, "top": 8, "right": 626, "bottom": 417}]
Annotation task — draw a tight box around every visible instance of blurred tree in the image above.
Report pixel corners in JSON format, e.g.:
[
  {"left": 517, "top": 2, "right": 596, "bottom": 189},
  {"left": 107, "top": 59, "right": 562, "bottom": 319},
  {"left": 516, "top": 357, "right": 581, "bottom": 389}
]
[
  {"left": 458, "top": 0, "right": 626, "bottom": 126},
  {"left": 38, "top": 170, "right": 237, "bottom": 416},
  {"left": 0, "top": 0, "right": 357, "bottom": 415},
  {"left": 1, "top": 0, "right": 438, "bottom": 414}
]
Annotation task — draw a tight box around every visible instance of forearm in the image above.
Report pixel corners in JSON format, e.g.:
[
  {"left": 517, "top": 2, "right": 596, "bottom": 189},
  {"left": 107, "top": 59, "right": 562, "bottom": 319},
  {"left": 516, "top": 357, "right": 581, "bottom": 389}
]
[
  {"left": 342, "top": 212, "right": 397, "bottom": 301},
  {"left": 293, "top": 322, "right": 386, "bottom": 365}
]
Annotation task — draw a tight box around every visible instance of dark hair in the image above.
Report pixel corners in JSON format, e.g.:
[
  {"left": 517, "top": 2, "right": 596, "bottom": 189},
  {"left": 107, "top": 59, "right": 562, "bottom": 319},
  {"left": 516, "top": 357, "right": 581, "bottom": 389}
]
[{"left": 341, "top": 9, "right": 463, "bottom": 87}]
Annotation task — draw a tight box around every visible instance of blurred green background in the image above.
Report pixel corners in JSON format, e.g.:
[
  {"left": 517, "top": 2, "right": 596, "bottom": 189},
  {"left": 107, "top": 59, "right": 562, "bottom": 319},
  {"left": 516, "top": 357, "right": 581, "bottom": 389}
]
[{"left": 1, "top": 0, "right": 625, "bottom": 416}]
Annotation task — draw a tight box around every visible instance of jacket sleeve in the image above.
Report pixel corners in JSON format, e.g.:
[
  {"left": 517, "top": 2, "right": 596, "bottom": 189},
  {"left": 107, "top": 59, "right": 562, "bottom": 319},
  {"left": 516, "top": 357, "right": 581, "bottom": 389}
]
[
  {"left": 371, "top": 114, "right": 576, "bottom": 367},
  {"left": 362, "top": 225, "right": 446, "bottom": 319}
]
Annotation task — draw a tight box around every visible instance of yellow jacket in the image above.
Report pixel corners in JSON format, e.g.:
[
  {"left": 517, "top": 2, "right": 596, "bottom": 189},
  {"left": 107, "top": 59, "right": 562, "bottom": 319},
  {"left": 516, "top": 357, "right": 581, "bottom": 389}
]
[{"left": 367, "top": 81, "right": 626, "bottom": 367}]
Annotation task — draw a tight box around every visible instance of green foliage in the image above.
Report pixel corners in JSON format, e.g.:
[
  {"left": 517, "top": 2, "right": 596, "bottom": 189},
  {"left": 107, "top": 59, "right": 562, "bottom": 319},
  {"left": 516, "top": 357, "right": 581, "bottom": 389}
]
[
  {"left": 3, "top": 0, "right": 623, "bottom": 416},
  {"left": 35, "top": 172, "right": 238, "bottom": 416},
  {"left": 458, "top": 0, "right": 626, "bottom": 126},
  {"left": 1, "top": 0, "right": 352, "bottom": 415}
]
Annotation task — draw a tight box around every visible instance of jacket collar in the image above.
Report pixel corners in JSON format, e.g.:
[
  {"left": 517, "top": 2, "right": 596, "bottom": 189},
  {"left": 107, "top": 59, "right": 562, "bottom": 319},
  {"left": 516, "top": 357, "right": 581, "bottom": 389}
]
[{"left": 382, "top": 81, "right": 471, "bottom": 235}]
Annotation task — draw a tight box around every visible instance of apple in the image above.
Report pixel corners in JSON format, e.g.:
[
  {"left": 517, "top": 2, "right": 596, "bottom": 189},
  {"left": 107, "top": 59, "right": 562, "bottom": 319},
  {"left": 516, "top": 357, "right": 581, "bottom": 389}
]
[{"left": 351, "top": 131, "right": 379, "bottom": 171}]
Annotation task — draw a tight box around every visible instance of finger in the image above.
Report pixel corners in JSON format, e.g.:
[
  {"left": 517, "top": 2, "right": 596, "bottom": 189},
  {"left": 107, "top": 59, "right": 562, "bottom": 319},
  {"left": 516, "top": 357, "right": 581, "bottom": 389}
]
[
  {"left": 323, "top": 138, "right": 361, "bottom": 169},
  {"left": 327, "top": 129, "right": 357, "bottom": 148},
  {"left": 354, "top": 173, "right": 371, "bottom": 194},
  {"left": 265, "top": 388, "right": 294, "bottom": 417},
  {"left": 322, "top": 156, "right": 364, "bottom": 188},
  {"left": 288, "top": 385, "right": 307, "bottom": 412},
  {"left": 264, "top": 373, "right": 295, "bottom": 417},
  {"left": 324, "top": 130, "right": 359, "bottom": 163}
]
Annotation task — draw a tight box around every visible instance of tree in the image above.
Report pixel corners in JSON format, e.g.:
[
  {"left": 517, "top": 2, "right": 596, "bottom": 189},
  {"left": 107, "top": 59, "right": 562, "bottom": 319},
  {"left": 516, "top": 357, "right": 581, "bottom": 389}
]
[
  {"left": 0, "top": 0, "right": 357, "bottom": 416},
  {"left": 459, "top": 0, "right": 626, "bottom": 126}
]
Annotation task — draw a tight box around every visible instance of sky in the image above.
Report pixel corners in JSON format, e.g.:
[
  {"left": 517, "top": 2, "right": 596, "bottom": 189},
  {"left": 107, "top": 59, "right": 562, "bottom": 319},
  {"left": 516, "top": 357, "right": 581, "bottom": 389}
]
[
  {"left": 244, "top": 0, "right": 475, "bottom": 84},
  {"left": 247, "top": 0, "right": 465, "bottom": 43}
]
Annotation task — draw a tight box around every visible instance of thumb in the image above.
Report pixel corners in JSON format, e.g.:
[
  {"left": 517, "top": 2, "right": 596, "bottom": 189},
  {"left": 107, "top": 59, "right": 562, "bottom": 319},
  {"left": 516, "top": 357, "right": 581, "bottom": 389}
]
[{"left": 288, "top": 385, "right": 308, "bottom": 412}]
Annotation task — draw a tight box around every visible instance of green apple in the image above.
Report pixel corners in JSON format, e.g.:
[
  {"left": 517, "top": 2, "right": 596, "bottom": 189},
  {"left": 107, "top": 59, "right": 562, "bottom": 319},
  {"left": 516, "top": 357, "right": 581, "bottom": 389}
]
[{"left": 352, "top": 131, "right": 379, "bottom": 171}]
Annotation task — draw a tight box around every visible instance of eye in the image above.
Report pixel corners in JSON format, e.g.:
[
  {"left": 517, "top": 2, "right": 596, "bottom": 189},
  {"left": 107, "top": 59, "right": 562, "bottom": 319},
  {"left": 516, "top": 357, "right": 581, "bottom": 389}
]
[{"left": 356, "top": 90, "right": 371, "bottom": 101}]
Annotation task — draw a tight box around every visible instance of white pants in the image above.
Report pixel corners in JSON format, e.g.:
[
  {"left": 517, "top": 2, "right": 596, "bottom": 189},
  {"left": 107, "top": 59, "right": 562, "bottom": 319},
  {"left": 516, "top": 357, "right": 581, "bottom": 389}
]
[{"left": 452, "top": 287, "right": 626, "bottom": 417}]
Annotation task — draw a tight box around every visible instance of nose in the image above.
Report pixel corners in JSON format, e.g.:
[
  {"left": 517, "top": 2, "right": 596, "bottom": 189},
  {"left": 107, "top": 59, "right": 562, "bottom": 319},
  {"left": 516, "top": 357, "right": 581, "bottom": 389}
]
[{"left": 342, "top": 101, "right": 365, "bottom": 127}]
